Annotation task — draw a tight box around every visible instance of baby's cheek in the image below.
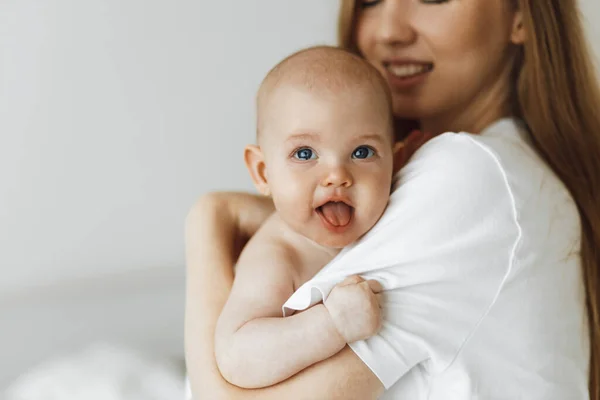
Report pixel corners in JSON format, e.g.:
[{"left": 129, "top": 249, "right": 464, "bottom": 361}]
[
  {"left": 366, "top": 181, "right": 392, "bottom": 220},
  {"left": 273, "top": 184, "right": 311, "bottom": 218}
]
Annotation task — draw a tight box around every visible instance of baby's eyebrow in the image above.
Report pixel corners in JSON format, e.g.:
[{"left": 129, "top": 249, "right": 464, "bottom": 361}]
[
  {"left": 285, "top": 132, "right": 321, "bottom": 143},
  {"left": 284, "top": 132, "right": 385, "bottom": 144},
  {"left": 355, "top": 133, "right": 385, "bottom": 143}
]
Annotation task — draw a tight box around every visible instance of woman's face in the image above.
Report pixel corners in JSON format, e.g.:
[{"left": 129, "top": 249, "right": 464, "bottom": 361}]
[{"left": 356, "top": 0, "right": 523, "bottom": 134}]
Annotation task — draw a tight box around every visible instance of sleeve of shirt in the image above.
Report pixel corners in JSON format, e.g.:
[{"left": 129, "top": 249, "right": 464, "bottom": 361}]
[{"left": 282, "top": 132, "right": 522, "bottom": 389}]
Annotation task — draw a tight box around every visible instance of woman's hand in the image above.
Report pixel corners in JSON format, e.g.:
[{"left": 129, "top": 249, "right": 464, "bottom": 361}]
[{"left": 188, "top": 192, "right": 274, "bottom": 260}]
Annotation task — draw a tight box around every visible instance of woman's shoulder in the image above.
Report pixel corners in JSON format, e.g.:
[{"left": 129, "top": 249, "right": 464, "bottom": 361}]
[
  {"left": 398, "top": 119, "right": 551, "bottom": 197},
  {"left": 433, "top": 120, "right": 577, "bottom": 216},
  {"left": 395, "top": 131, "right": 511, "bottom": 197},
  {"left": 417, "top": 120, "right": 532, "bottom": 165},
  {"left": 390, "top": 118, "right": 578, "bottom": 238},
  {"left": 396, "top": 119, "right": 580, "bottom": 273}
]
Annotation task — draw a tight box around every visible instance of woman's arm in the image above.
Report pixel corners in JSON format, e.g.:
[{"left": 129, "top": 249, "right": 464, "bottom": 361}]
[{"left": 184, "top": 193, "right": 384, "bottom": 400}]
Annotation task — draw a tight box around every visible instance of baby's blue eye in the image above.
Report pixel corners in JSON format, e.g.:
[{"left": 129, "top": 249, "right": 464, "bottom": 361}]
[
  {"left": 352, "top": 146, "right": 375, "bottom": 159},
  {"left": 294, "top": 148, "right": 317, "bottom": 161}
]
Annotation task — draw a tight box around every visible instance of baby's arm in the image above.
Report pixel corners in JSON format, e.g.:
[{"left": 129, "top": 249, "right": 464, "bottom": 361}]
[{"left": 214, "top": 231, "right": 346, "bottom": 389}]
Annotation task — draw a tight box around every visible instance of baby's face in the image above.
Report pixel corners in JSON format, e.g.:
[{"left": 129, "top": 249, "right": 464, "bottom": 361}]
[{"left": 260, "top": 84, "right": 394, "bottom": 248}]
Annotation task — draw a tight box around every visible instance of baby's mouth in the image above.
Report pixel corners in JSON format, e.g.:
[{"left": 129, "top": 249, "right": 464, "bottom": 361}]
[{"left": 316, "top": 201, "right": 354, "bottom": 227}]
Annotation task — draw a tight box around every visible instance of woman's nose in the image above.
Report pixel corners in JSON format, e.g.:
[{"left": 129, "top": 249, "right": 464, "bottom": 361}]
[
  {"left": 377, "top": 1, "right": 417, "bottom": 46},
  {"left": 321, "top": 165, "right": 353, "bottom": 188}
]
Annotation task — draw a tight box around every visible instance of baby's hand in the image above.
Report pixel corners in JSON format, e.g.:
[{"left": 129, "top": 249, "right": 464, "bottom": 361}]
[{"left": 324, "top": 275, "right": 383, "bottom": 343}]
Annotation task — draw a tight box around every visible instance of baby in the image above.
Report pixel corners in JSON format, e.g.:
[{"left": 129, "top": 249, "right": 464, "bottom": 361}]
[{"left": 214, "top": 46, "right": 404, "bottom": 389}]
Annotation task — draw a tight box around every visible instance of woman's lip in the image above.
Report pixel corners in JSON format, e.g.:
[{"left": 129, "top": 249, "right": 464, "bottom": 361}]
[
  {"left": 383, "top": 64, "right": 433, "bottom": 91},
  {"left": 383, "top": 58, "right": 433, "bottom": 66}
]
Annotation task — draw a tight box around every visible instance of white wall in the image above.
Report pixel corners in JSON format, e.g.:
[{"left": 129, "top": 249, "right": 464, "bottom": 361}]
[
  {"left": 582, "top": 0, "right": 600, "bottom": 63},
  {"left": 0, "top": 1, "right": 598, "bottom": 295},
  {"left": 0, "top": 1, "right": 339, "bottom": 295}
]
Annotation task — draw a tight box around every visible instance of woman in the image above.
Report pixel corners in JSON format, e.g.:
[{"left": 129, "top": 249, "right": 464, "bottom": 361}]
[{"left": 185, "top": 0, "right": 600, "bottom": 398}]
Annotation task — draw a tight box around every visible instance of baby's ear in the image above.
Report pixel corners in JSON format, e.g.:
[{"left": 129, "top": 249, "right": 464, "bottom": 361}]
[{"left": 244, "top": 145, "right": 271, "bottom": 196}]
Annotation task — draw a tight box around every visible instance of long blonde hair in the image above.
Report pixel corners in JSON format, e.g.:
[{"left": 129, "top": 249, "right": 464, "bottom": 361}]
[{"left": 338, "top": 1, "right": 600, "bottom": 397}]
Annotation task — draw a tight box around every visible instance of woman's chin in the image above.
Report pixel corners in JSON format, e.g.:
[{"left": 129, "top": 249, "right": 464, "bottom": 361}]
[{"left": 392, "top": 102, "right": 423, "bottom": 120}]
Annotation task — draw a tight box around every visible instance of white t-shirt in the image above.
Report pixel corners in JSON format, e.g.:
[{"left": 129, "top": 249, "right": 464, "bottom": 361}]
[{"left": 283, "top": 118, "right": 590, "bottom": 399}]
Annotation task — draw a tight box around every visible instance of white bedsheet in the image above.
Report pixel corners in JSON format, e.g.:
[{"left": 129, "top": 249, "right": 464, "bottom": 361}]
[{"left": 4, "top": 343, "right": 185, "bottom": 400}]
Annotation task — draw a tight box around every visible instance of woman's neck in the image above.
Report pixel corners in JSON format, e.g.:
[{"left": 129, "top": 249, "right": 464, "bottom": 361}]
[
  {"left": 421, "top": 106, "right": 512, "bottom": 136},
  {"left": 395, "top": 102, "right": 512, "bottom": 139}
]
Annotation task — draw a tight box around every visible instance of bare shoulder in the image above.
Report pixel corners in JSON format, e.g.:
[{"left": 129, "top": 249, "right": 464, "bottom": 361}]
[
  {"left": 236, "top": 213, "right": 302, "bottom": 281},
  {"left": 225, "top": 213, "right": 301, "bottom": 305}
]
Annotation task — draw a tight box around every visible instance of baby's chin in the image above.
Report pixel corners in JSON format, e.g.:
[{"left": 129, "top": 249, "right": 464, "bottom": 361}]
[
  {"left": 307, "top": 216, "right": 379, "bottom": 249},
  {"left": 311, "top": 230, "right": 364, "bottom": 249},
  {"left": 317, "top": 239, "right": 351, "bottom": 249}
]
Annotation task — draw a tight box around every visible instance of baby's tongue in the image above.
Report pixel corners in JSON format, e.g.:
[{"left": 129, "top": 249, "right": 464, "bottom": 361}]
[{"left": 320, "top": 202, "right": 352, "bottom": 226}]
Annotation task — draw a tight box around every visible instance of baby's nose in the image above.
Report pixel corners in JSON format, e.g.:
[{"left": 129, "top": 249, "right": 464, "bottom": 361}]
[{"left": 321, "top": 165, "right": 353, "bottom": 188}]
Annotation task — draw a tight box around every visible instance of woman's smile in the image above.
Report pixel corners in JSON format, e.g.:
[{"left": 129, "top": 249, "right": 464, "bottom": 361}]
[{"left": 382, "top": 60, "right": 434, "bottom": 90}]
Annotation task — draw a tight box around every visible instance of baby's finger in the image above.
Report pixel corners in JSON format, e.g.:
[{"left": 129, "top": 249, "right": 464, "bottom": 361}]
[
  {"left": 339, "top": 275, "right": 364, "bottom": 286},
  {"left": 365, "top": 279, "right": 384, "bottom": 293}
]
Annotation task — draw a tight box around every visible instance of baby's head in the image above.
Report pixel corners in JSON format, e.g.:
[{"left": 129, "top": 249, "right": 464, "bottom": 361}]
[{"left": 245, "top": 46, "right": 401, "bottom": 248}]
